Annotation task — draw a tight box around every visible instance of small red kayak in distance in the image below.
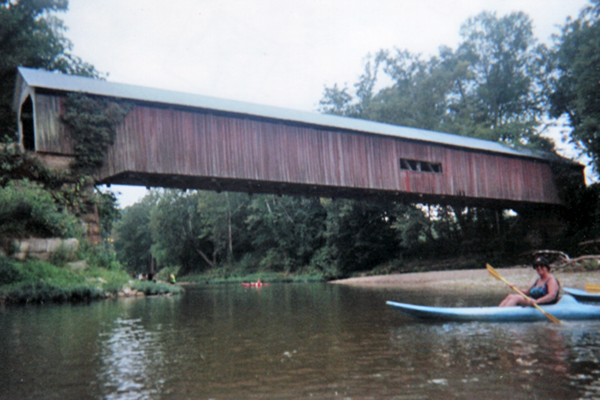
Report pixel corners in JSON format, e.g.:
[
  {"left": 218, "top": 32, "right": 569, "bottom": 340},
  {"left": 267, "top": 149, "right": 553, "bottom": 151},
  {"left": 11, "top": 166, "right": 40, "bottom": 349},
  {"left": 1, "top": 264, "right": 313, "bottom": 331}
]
[{"left": 241, "top": 279, "right": 269, "bottom": 287}]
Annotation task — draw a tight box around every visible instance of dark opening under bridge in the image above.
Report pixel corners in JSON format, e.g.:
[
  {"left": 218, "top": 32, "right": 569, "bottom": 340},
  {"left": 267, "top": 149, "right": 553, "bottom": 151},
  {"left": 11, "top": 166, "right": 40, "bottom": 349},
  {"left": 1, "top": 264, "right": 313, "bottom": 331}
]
[{"left": 13, "top": 67, "right": 584, "bottom": 211}]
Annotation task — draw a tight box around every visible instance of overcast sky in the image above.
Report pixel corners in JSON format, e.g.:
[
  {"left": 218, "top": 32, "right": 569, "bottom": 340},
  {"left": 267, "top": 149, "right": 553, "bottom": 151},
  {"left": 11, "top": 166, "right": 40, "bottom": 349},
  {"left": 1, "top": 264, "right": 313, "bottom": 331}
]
[{"left": 61, "top": 0, "right": 591, "bottom": 207}]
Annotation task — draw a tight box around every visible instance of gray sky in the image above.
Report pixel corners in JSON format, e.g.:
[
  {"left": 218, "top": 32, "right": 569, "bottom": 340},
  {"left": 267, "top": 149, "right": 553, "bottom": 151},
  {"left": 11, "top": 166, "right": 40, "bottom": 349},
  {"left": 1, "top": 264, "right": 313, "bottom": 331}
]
[{"left": 61, "top": 0, "right": 591, "bottom": 207}]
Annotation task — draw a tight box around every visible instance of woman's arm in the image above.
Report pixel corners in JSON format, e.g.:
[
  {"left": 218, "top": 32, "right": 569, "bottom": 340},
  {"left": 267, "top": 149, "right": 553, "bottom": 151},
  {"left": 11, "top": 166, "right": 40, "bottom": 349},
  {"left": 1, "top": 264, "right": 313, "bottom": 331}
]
[
  {"left": 507, "top": 283, "right": 531, "bottom": 295},
  {"left": 520, "top": 281, "right": 536, "bottom": 296}
]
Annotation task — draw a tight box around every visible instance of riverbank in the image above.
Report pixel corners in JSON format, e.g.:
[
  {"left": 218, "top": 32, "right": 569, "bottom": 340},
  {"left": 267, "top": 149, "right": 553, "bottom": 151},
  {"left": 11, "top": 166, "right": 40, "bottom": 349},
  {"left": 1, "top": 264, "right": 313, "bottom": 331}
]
[
  {"left": 0, "top": 255, "right": 183, "bottom": 305},
  {"left": 179, "top": 271, "right": 325, "bottom": 284},
  {"left": 331, "top": 267, "right": 600, "bottom": 295}
]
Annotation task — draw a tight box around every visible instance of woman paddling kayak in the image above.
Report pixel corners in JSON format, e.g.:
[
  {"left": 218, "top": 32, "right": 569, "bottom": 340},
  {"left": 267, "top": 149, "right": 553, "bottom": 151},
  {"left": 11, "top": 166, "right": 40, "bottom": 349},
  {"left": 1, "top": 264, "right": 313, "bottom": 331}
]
[{"left": 499, "top": 256, "right": 560, "bottom": 307}]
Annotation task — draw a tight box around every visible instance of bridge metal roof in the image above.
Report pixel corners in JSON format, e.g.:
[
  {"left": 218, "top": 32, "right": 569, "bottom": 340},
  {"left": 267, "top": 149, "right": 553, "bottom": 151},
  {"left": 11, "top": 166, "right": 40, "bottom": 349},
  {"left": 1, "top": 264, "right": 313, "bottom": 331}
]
[{"left": 16, "top": 67, "right": 544, "bottom": 160}]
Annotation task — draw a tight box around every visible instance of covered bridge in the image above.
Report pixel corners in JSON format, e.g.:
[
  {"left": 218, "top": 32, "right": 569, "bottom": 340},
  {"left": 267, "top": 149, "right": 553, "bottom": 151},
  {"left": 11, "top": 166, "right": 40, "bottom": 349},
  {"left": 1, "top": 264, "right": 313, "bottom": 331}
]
[{"left": 13, "top": 67, "right": 584, "bottom": 210}]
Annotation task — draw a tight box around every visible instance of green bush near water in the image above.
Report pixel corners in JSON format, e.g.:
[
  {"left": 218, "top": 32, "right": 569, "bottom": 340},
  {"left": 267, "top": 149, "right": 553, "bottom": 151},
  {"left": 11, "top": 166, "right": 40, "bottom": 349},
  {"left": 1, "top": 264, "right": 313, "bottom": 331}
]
[
  {"left": 131, "top": 280, "right": 184, "bottom": 296},
  {"left": 0, "top": 256, "right": 22, "bottom": 285},
  {"left": 0, "top": 180, "right": 82, "bottom": 239},
  {"left": 0, "top": 251, "right": 184, "bottom": 304}
]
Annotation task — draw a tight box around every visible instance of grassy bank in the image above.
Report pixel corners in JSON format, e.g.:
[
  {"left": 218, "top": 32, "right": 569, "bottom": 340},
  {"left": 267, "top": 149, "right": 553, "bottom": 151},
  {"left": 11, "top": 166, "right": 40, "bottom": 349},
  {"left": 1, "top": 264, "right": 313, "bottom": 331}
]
[{"left": 0, "top": 254, "right": 183, "bottom": 305}]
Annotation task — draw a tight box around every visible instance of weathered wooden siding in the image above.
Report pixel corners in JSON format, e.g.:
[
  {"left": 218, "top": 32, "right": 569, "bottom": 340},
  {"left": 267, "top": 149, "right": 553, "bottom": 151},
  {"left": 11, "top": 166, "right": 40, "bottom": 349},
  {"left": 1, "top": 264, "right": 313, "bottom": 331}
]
[
  {"left": 33, "top": 94, "right": 73, "bottom": 154},
  {"left": 28, "top": 91, "right": 573, "bottom": 206},
  {"left": 86, "top": 104, "right": 564, "bottom": 205}
]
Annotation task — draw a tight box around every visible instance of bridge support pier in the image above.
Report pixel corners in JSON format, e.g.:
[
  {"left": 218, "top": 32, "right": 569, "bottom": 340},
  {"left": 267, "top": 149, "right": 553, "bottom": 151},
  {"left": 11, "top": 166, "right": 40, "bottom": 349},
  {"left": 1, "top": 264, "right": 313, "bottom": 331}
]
[
  {"left": 35, "top": 153, "right": 102, "bottom": 245},
  {"left": 81, "top": 202, "right": 102, "bottom": 246}
]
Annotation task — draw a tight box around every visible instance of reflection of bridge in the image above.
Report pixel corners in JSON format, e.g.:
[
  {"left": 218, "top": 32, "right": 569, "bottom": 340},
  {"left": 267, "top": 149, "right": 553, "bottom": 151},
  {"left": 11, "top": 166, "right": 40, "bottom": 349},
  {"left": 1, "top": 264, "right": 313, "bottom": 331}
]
[{"left": 14, "top": 67, "right": 583, "bottom": 210}]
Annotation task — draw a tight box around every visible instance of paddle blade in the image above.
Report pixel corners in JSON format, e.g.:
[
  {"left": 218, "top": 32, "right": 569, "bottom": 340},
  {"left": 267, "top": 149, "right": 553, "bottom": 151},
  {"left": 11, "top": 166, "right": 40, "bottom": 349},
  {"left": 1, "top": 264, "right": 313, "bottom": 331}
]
[
  {"left": 486, "top": 264, "right": 502, "bottom": 280},
  {"left": 585, "top": 283, "right": 600, "bottom": 293},
  {"left": 537, "top": 306, "right": 562, "bottom": 324}
]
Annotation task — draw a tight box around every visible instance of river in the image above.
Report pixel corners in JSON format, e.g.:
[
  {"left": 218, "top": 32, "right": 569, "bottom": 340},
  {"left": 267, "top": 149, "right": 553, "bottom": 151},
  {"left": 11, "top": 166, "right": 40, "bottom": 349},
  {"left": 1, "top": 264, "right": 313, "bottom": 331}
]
[{"left": 1, "top": 283, "right": 599, "bottom": 399}]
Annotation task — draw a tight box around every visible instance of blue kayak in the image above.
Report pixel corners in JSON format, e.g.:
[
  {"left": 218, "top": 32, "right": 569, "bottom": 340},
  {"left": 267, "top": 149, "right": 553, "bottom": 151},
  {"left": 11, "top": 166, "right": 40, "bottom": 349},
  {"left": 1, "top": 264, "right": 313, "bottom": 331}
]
[
  {"left": 386, "top": 295, "right": 600, "bottom": 322},
  {"left": 563, "top": 287, "right": 600, "bottom": 302}
]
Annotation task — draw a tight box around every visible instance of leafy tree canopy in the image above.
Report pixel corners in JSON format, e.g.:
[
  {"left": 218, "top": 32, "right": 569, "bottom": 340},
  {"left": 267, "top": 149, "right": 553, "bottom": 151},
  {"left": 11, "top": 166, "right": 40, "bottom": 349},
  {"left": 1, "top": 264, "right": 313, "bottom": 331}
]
[
  {"left": 550, "top": 0, "right": 600, "bottom": 171},
  {"left": 319, "top": 11, "right": 554, "bottom": 151}
]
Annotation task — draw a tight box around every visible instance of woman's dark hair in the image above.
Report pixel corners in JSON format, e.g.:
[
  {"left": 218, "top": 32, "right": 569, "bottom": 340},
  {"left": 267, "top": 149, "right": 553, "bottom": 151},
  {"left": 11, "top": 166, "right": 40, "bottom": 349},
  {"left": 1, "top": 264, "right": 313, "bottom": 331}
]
[{"left": 533, "top": 256, "right": 550, "bottom": 269}]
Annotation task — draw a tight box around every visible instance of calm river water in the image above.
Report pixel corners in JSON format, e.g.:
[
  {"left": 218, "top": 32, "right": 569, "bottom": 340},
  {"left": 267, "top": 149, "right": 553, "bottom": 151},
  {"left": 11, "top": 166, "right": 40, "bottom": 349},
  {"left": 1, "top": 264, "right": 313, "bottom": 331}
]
[{"left": 1, "top": 283, "right": 600, "bottom": 399}]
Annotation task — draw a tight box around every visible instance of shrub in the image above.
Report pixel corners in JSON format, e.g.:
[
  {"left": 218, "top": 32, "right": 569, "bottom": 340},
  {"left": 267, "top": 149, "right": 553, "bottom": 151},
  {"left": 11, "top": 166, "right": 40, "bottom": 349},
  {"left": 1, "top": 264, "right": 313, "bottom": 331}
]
[
  {"left": 0, "top": 256, "right": 21, "bottom": 285},
  {"left": 0, "top": 180, "right": 81, "bottom": 238},
  {"left": 79, "top": 242, "right": 121, "bottom": 271},
  {"left": 131, "top": 280, "right": 183, "bottom": 295},
  {"left": 155, "top": 265, "right": 180, "bottom": 282}
]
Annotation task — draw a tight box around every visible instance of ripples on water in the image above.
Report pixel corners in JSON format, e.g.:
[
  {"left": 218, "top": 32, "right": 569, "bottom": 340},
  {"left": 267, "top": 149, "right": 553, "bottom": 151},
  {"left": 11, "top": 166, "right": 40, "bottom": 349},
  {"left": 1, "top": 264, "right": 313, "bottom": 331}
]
[
  {"left": 0, "top": 284, "right": 599, "bottom": 399},
  {"left": 99, "top": 318, "right": 165, "bottom": 400}
]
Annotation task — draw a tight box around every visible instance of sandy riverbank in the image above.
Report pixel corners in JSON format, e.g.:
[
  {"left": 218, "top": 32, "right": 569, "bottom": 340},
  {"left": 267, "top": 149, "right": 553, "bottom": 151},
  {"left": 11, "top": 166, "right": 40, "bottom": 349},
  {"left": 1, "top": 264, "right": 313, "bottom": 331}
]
[{"left": 331, "top": 267, "right": 600, "bottom": 295}]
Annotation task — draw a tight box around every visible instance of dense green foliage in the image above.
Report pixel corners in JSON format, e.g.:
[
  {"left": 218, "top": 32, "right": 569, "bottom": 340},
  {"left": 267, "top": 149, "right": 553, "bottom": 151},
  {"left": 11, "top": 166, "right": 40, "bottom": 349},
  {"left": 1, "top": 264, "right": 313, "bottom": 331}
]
[
  {"left": 550, "top": 0, "right": 600, "bottom": 172},
  {"left": 95, "top": 189, "right": 121, "bottom": 236},
  {"left": 0, "top": 144, "right": 119, "bottom": 240},
  {"left": 113, "top": 194, "right": 155, "bottom": 274},
  {"left": 114, "top": 190, "right": 516, "bottom": 279},
  {"left": 61, "top": 93, "right": 132, "bottom": 172},
  {"left": 0, "top": 179, "right": 80, "bottom": 237},
  {"left": 0, "top": 255, "right": 21, "bottom": 285},
  {"left": 0, "top": 246, "right": 182, "bottom": 304}
]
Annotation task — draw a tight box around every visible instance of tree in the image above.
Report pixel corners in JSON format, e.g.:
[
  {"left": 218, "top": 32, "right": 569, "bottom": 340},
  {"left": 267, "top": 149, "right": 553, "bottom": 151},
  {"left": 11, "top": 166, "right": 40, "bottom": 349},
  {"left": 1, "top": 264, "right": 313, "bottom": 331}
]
[
  {"left": 319, "top": 50, "right": 456, "bottom": 131},
  {"left": 0, "top": 0, "right": 99, "bottom": 142},
  {"left": 196, "top": 191, "right": 252, "bottom": 266},
  {"left": 114, "top": 193, "right": 156, "bottom": 274},
  {"left": 550, "top": 0, "right": 600, "bottom": 171},
  {"left": 149, "top": 190, "right": 216, "bottom": 274},
  {"left": 319, "top": 11, "right": 553, "bottom": 150},
  {"left": 319, "top": 199, "right": 399, "bottom": 275},
  {"left": 246, "top": 195, "right": 326, "bottom": 272},
  {"left": 454, "top": 11, "right": 552, "bottom": 148}
]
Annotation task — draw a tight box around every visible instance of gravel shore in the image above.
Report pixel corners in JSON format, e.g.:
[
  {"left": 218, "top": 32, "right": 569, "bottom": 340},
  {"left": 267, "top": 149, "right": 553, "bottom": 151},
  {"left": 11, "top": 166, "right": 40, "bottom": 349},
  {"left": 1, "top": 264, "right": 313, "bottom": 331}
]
[{"left": 330, "top": 267, "right": 600, "bottom": 295}]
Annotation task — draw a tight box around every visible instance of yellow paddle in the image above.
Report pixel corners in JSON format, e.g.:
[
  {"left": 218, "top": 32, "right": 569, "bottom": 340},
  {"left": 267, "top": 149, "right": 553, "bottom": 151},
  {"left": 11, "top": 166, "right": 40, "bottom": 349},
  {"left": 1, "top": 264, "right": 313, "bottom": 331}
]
[
  {"left": 486, "top": 264, "right": 562, "bottom": 324},
  {"left": 585, "top": 283, "right": 600, "bottom": 293}
]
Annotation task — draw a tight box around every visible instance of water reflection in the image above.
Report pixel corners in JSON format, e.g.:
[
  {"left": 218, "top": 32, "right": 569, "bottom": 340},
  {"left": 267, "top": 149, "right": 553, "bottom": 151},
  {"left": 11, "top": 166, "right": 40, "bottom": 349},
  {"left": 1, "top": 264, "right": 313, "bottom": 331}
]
[{"left": 98, "top": 317, "right": 164, "bottom": 399}]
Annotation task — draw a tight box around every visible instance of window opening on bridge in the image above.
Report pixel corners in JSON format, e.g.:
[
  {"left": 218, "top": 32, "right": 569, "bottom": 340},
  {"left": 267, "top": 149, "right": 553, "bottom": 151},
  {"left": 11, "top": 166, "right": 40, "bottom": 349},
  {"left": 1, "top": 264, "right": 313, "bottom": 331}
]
[
  {"left": 21, "top": 96, "right": 35, "bottom": 151},
  {"left": 400, "top": 158, "right": 442, "bottom": 174}
]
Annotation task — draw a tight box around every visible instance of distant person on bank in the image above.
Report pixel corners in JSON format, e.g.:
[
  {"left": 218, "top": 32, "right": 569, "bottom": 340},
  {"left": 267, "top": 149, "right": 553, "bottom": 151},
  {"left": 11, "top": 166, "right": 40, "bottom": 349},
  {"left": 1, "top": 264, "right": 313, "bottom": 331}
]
[{"left": 499, "top": 256, "right": 560, "bottom": 307}]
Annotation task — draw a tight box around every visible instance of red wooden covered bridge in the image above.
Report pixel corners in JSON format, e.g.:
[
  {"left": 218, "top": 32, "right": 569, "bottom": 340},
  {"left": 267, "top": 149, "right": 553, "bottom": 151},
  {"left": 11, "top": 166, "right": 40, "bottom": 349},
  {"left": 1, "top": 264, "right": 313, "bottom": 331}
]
[{"left": 13, "top": 67, "right": 584, "bottom": 210}]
